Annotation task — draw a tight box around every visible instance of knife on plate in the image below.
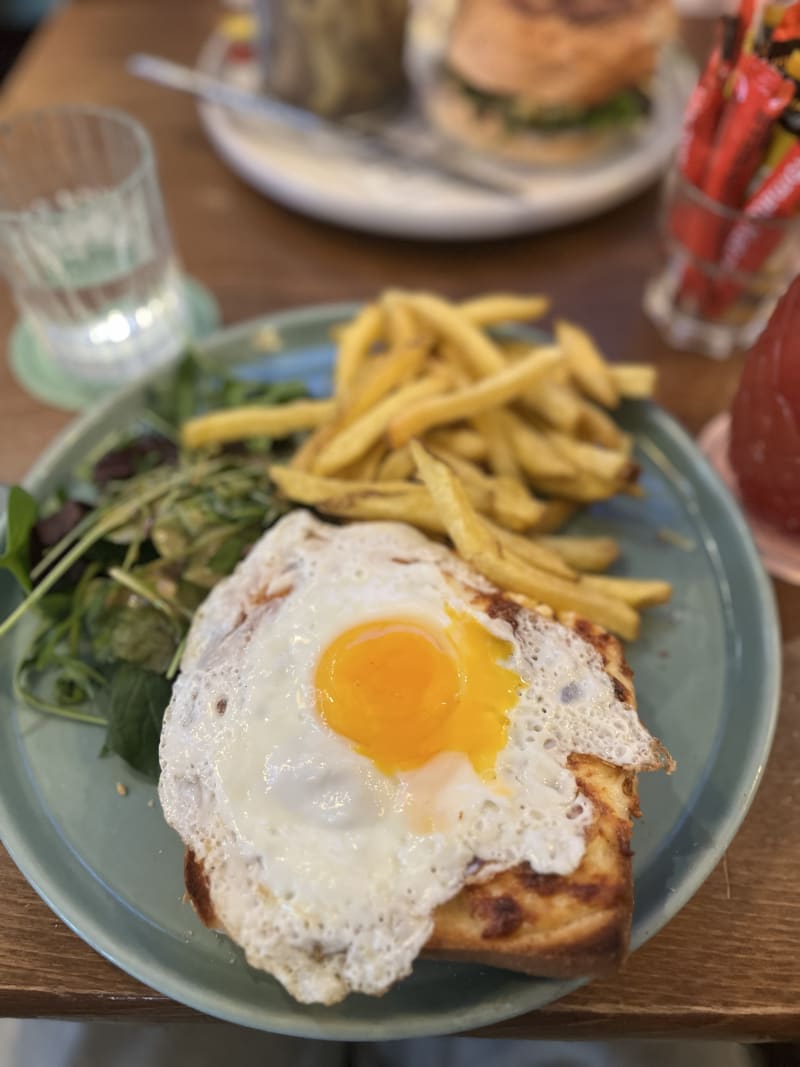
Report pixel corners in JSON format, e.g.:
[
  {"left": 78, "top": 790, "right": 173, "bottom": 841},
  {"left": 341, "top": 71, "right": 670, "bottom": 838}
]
[{"left": 127, "top": 53, "right": 528, "bottom": 197}]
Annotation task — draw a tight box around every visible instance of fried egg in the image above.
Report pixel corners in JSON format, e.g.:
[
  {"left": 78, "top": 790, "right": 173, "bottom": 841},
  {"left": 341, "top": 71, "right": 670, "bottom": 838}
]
[{"left": 158, "top": 510, "right": 663, "bottom": 1004}]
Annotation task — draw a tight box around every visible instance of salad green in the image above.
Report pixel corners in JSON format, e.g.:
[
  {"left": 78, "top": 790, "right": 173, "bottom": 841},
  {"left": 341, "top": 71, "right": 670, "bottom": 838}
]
[
  {"left": 0, "top": 353, "right": 307, "bottom": 780},
  {"left": 450, "top": 71, "right": 651, "bottom": 134}
]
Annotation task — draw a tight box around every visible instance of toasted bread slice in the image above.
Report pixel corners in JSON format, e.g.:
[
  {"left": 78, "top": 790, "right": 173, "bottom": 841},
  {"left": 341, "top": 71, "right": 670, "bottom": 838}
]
[
  {"left": 425, "top": 752, "right": 637, "bottom": 976},
  {"left": 183, "top": 607, "right": 659, "bottom": 984},
  {"left": 425, "top": 611, "right": 649, "bottom": 977}
]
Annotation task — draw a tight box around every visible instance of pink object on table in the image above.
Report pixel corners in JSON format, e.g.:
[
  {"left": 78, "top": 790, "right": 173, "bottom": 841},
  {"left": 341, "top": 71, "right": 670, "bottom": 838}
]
[{"left": 728, "top": 273, "right": 800, "bottom": 535}]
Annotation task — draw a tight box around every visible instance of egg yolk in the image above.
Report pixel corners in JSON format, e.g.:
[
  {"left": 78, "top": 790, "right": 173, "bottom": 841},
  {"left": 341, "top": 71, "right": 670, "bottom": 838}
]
[{"left": 315, "top": 610, "right": 522, "bottom": 776}]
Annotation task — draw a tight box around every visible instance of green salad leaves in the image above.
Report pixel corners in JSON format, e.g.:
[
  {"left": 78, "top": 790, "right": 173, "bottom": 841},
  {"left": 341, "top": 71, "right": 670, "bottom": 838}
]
[
  {"left": 0, "top": 353, "right": 307, "bottom": 780},
  {"left": 0, "top": 487, "right": 38, "bottom": 593}
]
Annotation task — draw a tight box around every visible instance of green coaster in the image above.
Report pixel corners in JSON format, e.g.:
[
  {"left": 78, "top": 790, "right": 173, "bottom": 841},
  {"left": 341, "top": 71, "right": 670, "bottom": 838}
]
[{"left": 8, "top": 276, "right": 220, "bottom": 412}]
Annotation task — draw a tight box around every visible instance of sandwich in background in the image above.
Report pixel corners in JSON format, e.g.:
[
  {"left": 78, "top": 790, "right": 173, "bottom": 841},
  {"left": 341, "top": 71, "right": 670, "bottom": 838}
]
[{"left": 425, "top": 0, "right": 677, "bottom": 165}]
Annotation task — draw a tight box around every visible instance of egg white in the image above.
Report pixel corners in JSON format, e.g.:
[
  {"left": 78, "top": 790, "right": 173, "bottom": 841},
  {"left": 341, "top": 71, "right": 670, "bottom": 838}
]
[{"left": 159, "top": 510, "right": 662, "bottom": 1004}]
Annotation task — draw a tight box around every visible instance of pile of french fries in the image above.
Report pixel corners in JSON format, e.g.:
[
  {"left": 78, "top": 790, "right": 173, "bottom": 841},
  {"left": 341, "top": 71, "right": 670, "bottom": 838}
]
[{"left": 181, "top": 290, "right": 670, "bottom": 640}]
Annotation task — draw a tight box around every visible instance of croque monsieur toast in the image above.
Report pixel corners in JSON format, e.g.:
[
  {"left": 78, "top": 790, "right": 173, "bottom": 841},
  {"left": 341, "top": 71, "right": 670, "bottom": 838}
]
[
  {"left": 162, "top": 511, "right": 672, "bottom": 1004},
  {"left": 426, "top": 607, "right": 645, "bottom": 977},
  {"left": 184, "top": 609, "right": 646, "bottom": 980}
]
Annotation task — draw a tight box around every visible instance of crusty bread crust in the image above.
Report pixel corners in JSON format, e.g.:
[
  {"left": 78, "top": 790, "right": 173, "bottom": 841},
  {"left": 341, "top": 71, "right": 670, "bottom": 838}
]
[
  {"left": 420, "top": 605, "right": 658, "bottom": 977},
  {"left": 446, "top": 0, "right": 675, "bottom": 108},
  {"left": 183, "top": 603, "right": 670, "bottom": 986},
  {"left": 424, "top": 751, "right": 637, "bottom": 976}
]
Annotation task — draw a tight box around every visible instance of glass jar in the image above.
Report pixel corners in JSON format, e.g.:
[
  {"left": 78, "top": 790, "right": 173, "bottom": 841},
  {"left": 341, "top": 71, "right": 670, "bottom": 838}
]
[
  {"left": 643, "top": 166, "right": 800, "bottom": 359},
  {"left": 255, "top": 0, "right": 410, "bottom": 117}
]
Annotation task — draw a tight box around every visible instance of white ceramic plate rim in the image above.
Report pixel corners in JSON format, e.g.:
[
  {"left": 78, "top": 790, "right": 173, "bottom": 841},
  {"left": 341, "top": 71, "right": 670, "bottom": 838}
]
[{"left": 195, "top": 36, "right": 696, "bottom": 240}]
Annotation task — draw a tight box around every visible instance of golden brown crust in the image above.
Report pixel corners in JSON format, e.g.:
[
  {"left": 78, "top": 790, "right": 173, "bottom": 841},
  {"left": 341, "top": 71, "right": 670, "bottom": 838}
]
[
  {"left": 422, "top": 610, "right": 661, "bottom": 977},
  {"left": 445, "top": 0, "right": 676, "bottom": 107},
  {"left": 424, "top": 751, "right": 637, "bottom": 976},
  {"left": 184, "top": 848, "right": 218, "bottom": 928}
]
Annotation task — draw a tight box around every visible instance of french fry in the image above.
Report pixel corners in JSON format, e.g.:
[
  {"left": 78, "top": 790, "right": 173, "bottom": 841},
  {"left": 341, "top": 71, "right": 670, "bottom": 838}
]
[
  {"left": 383, "top": 295, "right": 420, "bottom": 349},
  {"left": 269, "top": 466, "right": 444, "bottom": 531},
  {"left": 521, "top": 380, "right": 583, "bottom": 432},
  {"left": 319, "top": 492, "right": 442, "bottom": 531},
  {"left": 273, "top": 460, "right": 511, "bottom": 530},
  {"left": 483, "top": 519, "right": 577, "bottom": 580},
  {"left": 410, "top": 444, "right": 639, "bottom": 639},
  {"left": 544, "top": 430, "right": 630, "bottom": 483},
  {"left": 388, "top": 345, "right": 563, "bottom": 446},
  {"left": 530, "top": 471, "right": 621, "bottom": 503},
  {"left": 556, "top": 320, "right": 619, "bottom": 409},
  {"left": 536, "top": 535, "right": 620, "bottom": 573},
  {"left": 505, "top": 412, "right": 577, "bottom": 480},
  {"left": 434, "top": 344, "right": 473, "bottom": 381},
  {"left": 335, "top": 303, "right": 384, "bottom": 396},
  {"left": 582, "top": 575, "right": 672, "bottom": 608},
  {"left": 426, "top": 427, "right": 488, "bottom": 462},
  {"left": 476, "top": 553, "right": 640, "bottom": 639},
  {"left": 296, "top": 343, "right": 430, "bottom": 472},
  {"left": 288, "top": 422, "right": 338, "bottom": 471},
  {"left": 377, "top": 445, "right": 415, "bottom": 481},
  {"left": 489, "top": 485, "right": 544, "bottom": 531},
  {"left": 427, "top": 448, "right": 544, "bottom": 530},
  {"left": 340, "top": 442, "right": 386, "bottom": 481},
  {"left": 400, "top": 292, "right": 507, "bottom": 376},
  {"left": 183, "top": 290, "right": 666, "bottom": 643},
  {"left": 577, "top": 399, "right": 632, "bottom": 452},
  {"left": 471, "top": 411, "right": 521, "bottom": 479},
  {"left": 610, "top": 363, "right": 657, "bottom": 399},
  {"left": 343, "top": 342, "right": 428, "bottom": 421},
  {"left": 314, "top": 374, "right": 450, "bottom": 476},
  {"left": 459, "top": 293, "right": 551, "bottom": 327},
  {"left": 271, "top": 467, "right": 406, "bottom": 502},
  {"left": 182, "top": 398, "right": 337, "bottom": 450},
  {"left": 410, "top": 441, "right": 493, "bottom": 551},
  {"left": 530, "top": 499, "right": 578, "bottom": 534}
]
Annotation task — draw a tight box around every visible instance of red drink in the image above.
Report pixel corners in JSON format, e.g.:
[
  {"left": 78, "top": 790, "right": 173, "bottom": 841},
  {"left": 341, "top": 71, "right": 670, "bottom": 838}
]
[{"left": 729, "top": 274, "right": 800, "bottom": 534}]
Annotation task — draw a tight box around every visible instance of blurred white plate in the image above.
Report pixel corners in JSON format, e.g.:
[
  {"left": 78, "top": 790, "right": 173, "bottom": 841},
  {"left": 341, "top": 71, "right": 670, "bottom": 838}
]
[{"left": 195, "top": 19, "right": 696, "bottom": 241}]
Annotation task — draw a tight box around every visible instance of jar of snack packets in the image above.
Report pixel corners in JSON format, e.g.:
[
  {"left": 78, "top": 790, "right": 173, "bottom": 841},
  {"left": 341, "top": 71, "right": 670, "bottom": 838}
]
[{"left": 644, "top": 0, "right": 800, "bottom": 358}]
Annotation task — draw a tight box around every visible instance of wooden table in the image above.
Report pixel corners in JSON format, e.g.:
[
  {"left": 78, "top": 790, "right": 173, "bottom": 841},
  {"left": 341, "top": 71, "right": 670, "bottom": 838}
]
[{"left": 0, "top": 0, "right": 798, "bottom": 1044}]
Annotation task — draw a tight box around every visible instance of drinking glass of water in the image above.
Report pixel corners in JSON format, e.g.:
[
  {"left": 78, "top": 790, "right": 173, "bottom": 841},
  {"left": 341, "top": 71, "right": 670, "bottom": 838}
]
[{"left": 0, "top": 105, "right": 190, "bottom": 385}]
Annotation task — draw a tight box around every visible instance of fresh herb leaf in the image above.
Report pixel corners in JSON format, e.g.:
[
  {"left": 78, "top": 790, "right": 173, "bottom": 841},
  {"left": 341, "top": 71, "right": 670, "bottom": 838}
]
[
  {"left": 0, "top": 459, "right": 223, "bottom": 642},
  {"left": 244, "top": 436, "right": 273, "bottom": 455},
  {"left": 149, "top": 352, "right": 309, "bottom": 431},
  {"left": 158, "top": 352, "right": 203, "bottom": 430},
  {"left": 207, "top": 528, "right": 254, "bottom": 575},
  {"left": 0, "top": 486, "right": 38, "bottom": 592},
  {"left": 93, "top": 604, "right": 181, "bottom": 675},
  {"left": 102, "top": 664, "right": 172, "bottom": 780},
  {"left": 257, "top": 380, "right": 309, "bottom": 405}
]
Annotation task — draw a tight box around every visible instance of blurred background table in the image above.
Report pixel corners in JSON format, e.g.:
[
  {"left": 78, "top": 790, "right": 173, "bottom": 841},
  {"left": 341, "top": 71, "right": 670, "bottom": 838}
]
[{"left": 0, "top": 0, "right": 798, "bottom": 1044}]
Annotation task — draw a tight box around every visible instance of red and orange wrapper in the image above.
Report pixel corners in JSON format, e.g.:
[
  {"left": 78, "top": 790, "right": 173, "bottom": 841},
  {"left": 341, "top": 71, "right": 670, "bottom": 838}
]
[
  {"left": 771, "top": 3, "right": 800, "bottom": 46},
  {"left": 669, "top": 1, "right": 800, "bottom": 321},
  {"left": 710, "top": 141, "right": 800, "bottom": 314},
  {"left": 677, "top": 52, "right": 794, "bottom": 307},
  {"left": 675, "top": 46, "right": 727, "bottom": 190},
  {"left": 675, "top": 5, "right": 752, "bottom": 190}
]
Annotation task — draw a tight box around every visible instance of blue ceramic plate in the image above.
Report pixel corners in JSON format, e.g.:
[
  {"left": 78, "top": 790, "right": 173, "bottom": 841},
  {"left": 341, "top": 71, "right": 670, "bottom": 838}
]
[{"left": 0, "top": 304, "right": 781, "bottom": 1039}]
